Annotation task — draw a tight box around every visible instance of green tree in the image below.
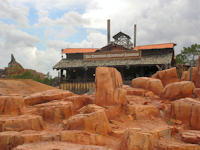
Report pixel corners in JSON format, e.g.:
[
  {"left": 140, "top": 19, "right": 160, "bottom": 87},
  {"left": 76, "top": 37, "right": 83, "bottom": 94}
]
[
  {"left": 176, "top": 53, "right": 187, "bottom": 64},
  {"left": 176, "top": 44, "right": 200, "bottom": 65},
  {"left": 10, "top": 71, "right": 54, "bottom": 86}
]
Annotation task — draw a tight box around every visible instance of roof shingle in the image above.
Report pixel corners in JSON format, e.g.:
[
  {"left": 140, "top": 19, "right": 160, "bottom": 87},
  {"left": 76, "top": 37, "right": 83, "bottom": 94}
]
[
  {"left": 62, "top": 48, "right": 98, "bottom": 54},
  {"left": 133, "top": 43, "right": 175, "bottom": 50}
]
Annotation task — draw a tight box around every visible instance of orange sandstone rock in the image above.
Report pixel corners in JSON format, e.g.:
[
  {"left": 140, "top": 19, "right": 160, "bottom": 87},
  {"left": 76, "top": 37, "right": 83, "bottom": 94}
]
[
  {"left": 152, "top": 67, "right": 179, "bottom": 86},
  {"left": 181, "top": 57, "right": 200, "bottom": 88},
  {"left": 126, "top": 104, "right": 160, "bottom": 120},
  {"left": 78, "top": 104, "right": 105, "bottom": 114},
  {"left": 120, "top": 127, "right": 172, "bottom": 150},
  {"left": 132, "top": 77, "right": 163, "bottom": 96},
  {"left": 24, "top": 89, "right": 74, "bottom": 106},
  {"left": 0, "top": 115, "right": 45, "bottom": 132},
  {"left": 0, "top": 95, "right": 24, "bottom": 115},
  {"left": 0, "top": 130, "right": 63, "bottom": 150},
  {"left": 60, "top": 130, "right": 106, "bottom": 146},
  {"left": 104, "top": 105, "right": 122, "bottom": 120},
  {"left": 63, "top": 110, "right": 111, "bottom": 135},
  {"left": 125, "top": 87, "right": 147, "bottom": 96},
  {"left": 95, "top": 67, "right": 126, "bottom": 106},
  {"left": 63, "top": 95, "right": 94, "bottom": 110},
  {"left": 172, "top": 98, "right": 200, "bottom": 130},
  {"left": 181, "top": 67, "right": 198, "bottom": 84},
  {"left": 161, "top": 81, "right": 195, "bottom": 100},
  {"left": 33, "top": 100, "right": 74, "bottom": 123},
  {"left": 0, "top": 131, "right": 24, "bottom": 150},
  {"left": 181, "top": 130, "right": 200, "bottom": 144},
  {"left": 13, "top": 141, "right": 112, "bottom": 150},
  {"left": 193, "top": 88, "right": 200, "bottom": 98},
  {"left": 157, "top": 137, "right": 200, "bottom": 150}
]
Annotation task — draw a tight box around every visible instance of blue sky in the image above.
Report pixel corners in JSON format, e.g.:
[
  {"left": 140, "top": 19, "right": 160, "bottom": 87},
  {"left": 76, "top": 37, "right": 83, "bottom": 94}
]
[
  {"left": 22, "top": 3, "right": 94, "bottom": 50},
  {"left": 0, "top": 0, "right": 199, "bottom": 75}
]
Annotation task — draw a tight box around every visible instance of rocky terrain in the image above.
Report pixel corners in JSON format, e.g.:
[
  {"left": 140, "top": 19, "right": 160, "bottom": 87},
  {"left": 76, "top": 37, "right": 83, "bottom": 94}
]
[{"left": 1, "top": 59, "right": 200, "bottom": 149}]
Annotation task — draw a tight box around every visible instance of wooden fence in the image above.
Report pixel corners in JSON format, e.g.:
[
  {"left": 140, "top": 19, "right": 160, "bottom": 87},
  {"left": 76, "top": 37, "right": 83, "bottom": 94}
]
[
  {"left": 59, "top": 80, "right": 132, "bottom": 94},
  {"left": 59, "top": 81, "right": 95, "bottom": 94}
]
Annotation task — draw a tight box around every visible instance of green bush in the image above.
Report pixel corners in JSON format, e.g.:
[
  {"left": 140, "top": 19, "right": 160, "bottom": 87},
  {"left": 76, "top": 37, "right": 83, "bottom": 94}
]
[{"left": 10, "top": 71, "right": 53, "bottom": 85}]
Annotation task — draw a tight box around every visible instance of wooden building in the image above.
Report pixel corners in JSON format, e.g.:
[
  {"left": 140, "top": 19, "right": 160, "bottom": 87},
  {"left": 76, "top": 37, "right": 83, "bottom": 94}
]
[{"left": 53, "top": 31, "right": 176, "bottom": 93}]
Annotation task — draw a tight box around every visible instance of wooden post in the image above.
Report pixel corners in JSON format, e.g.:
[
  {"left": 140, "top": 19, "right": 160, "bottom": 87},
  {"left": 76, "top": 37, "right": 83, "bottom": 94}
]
[
  {"left": 58, "top": 70, "right": 61, "bottom": 87},
  {"left": 61, "top": 69, "right": 63, "bottom": 82}
]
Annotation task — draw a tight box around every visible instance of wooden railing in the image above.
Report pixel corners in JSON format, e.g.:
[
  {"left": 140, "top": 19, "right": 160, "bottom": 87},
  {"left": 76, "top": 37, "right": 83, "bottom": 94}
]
[
  {"left": 59, "top": 80, "right": 132, "bottom": 94},
  {"left": 59, "top": 81, "right": 95, "bottom": 94}
]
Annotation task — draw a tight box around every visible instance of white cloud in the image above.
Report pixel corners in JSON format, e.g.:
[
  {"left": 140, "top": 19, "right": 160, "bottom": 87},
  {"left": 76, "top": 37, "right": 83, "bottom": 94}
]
[
  {"left": 47, "top": 30, "right": 106, "bottom": 49},
  {"left": 0, "top": 22, "right": 40, "bottom": 69},
  {"left": 0, "top": 0, "right": 29, "bottom": 27},
  {"left": 0, "top": 0, "right": 200, "bottom": 77},
  {"left": 35, "top": 11, "right": 90, "bottom": 40},
  {"left": 82, "top": 0, "right": 200, "bottom": 54}
]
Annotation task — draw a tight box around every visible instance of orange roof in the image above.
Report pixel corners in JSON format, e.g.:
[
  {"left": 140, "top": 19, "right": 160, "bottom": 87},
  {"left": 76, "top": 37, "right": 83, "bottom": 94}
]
[
  {"left": 133, "top": 43, "right": 175, "bottom": 50},
  {"left": 62, "top": 48, "right": 98, "bottom": 54}
]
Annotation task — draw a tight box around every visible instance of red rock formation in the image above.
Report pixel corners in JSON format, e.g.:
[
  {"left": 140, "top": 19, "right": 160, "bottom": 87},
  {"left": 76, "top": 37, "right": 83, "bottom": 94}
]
[
  {"left": 60, "top": 130, "right": 111, "bottom": 146},
  {"left": 126, "top": 104, "right": 160, "bottom": 120},
  {"left": 95, "top": 67, "right": 126, "bottom": 106},
  {"left": 181, "top": 56, "right": 200, "bottom": 88},
  {"left": 2, "top": 66, "right": 200, "bottom": 150},
  {"left": 120, "top": 127, "right": 172, "bottom": 150},
  {"left": 152, "top": 67, "right": 179, "bottom": 86},
  {"left": 181, "top": 130, "right": 200, "bottom": 144},
  {"left": 0, "top": 95, "right": 24, "bottom": 115},
  {"left": 5, "top": 54, "right": 24, "bottom": 77},
  {"left": 124, "top": 86, "right": 148, "bottom": 96},
  {"left": 172, "top": 98, "right": 200, "bottom": 130},
  {"left": 78, "top": 104, "right": 105, "bottom": 114},
  {"left": 104, "top": 105, "right": 122, "bottom": 120},
  {"left": 193, "top": 88, "right": 200, "bottom": 99},
  {"left": 0, "top": 130, "right": 62, "bottom": 150},
  {"left": 24, "top": 89, "right": 74, "bottom": 105},
  {"left": 124, "top": 86, "right": 159, "bottom": 99},
  {"left": 14, "top": 141, "right": 112, "bottom": 150},
  {"left": 63, "top": 94, "right": 94, "bottom": 111},
  {"left": 161, "top": 81, "right": 195, "bottom": 100},
  {"left": 157, "top": 137, "right": 200, "bottom": 150},
  {"left": 132, "top": 77, "right": 164, "bottom": 96},
  {"left": 33, "top": 101, "right": 74, "bottom": 123},
  {"left": 0, "top": 115, "right": 45, "bottom": 132},
  {"left": 0, "top": 131, "right": 24, "bottom": 150},
  {"left": 63, "top": 110, "right": 111, "bottom": 135},
  {"left": 181, "top": 67, "right": 198, "bottom": 84}
]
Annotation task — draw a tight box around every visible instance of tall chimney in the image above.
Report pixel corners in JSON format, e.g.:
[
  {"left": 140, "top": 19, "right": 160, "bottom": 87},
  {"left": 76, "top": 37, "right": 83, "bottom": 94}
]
[
  {"left": 107, "top": 19, "right": 110, "bottom": 44},
  {"left": 134, "top": 24, "right": 137, "bottom": 47}
]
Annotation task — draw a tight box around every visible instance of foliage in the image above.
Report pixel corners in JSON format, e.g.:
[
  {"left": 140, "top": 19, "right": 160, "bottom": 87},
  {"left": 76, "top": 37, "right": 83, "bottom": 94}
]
[
  {"left": 10, "top": 71, "right": 54, "bottom": 85},
  {"left": 176, "top": 44, "right": 200, "bottom": 65},
  {"left": 176, "top": 53, "right": 187, "bottom": 64}
]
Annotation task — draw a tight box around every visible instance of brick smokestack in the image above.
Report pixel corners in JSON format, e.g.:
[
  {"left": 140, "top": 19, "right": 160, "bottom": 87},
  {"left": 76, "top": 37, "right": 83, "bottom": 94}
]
[
  {"left": 134, "top": 24, "right": 137, "bottom": 47},
  {"left": 107, "top": 19, "right": 110, "bottom": 44}
]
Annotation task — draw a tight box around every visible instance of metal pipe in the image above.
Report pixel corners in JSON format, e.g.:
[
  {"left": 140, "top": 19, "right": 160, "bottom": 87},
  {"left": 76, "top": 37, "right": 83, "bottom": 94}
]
[
  {"left": 107, "top": 19, "right": 110, "bottom": 44},
  {"left": 134, "top": 24, "right": 136, "bottom": 47}
]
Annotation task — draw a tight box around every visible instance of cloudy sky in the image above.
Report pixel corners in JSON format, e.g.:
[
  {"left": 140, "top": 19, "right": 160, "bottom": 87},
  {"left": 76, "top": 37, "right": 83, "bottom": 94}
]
[{"left": 0, "top": 0, "right": 199, "bottom": 76}]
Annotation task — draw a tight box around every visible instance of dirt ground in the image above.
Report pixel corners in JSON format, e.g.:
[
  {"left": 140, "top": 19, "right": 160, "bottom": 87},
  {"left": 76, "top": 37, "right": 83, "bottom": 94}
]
[{"left": 0, "top": 79, "right": 56, "bottom": 96}]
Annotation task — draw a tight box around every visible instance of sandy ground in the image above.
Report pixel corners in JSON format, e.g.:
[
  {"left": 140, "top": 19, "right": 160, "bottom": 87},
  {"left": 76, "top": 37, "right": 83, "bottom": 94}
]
[{"left": 0, "top": 78, "right": 56, "bottom": 96}]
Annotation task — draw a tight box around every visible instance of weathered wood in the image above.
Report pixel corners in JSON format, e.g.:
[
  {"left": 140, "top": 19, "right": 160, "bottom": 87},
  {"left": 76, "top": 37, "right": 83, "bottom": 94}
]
[{"left": 60, "top": 82, "right": 95, "bottom": 94}]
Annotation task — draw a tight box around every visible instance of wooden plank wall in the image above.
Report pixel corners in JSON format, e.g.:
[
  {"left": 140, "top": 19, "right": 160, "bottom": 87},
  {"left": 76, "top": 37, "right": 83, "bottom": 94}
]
[{"left": 60, "top": 82, "right": 95, "bottom": 94}]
